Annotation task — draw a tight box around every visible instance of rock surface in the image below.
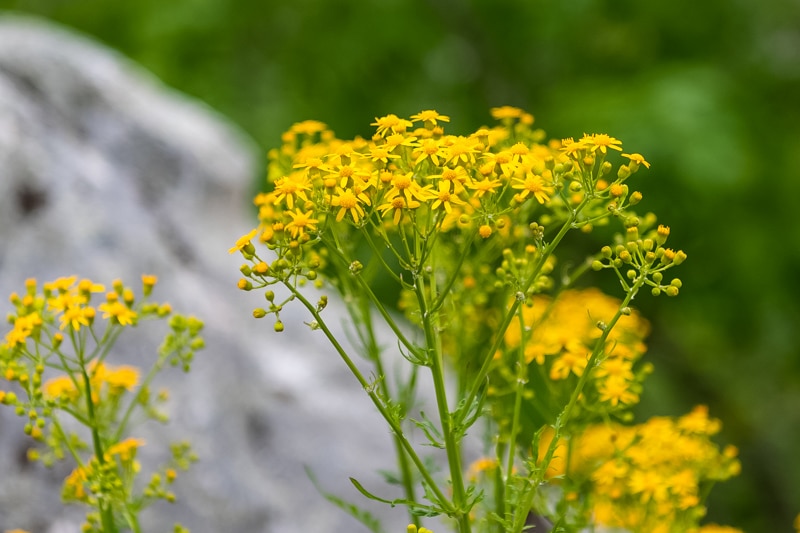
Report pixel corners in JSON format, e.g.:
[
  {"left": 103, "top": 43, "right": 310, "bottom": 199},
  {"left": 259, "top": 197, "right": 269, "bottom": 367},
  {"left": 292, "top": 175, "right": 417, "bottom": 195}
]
[{"left": 0, "top": 15, "right": 431, "bottom": 533}]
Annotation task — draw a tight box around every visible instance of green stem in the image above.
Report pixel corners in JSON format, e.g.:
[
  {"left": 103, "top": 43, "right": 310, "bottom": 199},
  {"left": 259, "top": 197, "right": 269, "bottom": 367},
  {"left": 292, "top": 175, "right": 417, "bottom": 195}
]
[
  {"left": 285, "top": 283, "right": 455, "bottom": 514},
  {"left": 504, "top": 306, "right": 528, "bottom": 482},
  {"left": 430, "top": 230, "right": 477, "bottom": 313},
  {"left": 455, "top": 202, "right": 583, "bottom": 430},
  {"left": 80, "top": 357, "right": 117, "bottom": 533},
  {"left": 510, "top": 274, "right": 647, "bottom": 532},
  {"left": 355, "top": 294, "right": 420, "bottom": 527},
  {"left": 414, "top": 277, "right": 471, "bottom": 532}
]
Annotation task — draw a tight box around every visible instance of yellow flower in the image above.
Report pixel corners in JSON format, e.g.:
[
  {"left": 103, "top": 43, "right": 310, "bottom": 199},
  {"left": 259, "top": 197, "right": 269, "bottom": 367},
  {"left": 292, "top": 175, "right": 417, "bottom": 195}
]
[
  {"left": 467, "top": 176, "right": 502, "bottom": 198},
  {"left": 43, "top": 375, "right": 79, "bottom": 401},
  {"left": 228, "top": 228, "right": 258, "bottom": 254},
  {"left": 444, "top": 136, "right": 480, "bottom": 165},
  {"left": 371, "top": 114, "right": 412, "bottom": 137},
  {"left": 490, "top": 106, "right": 525, "bottom": 120},
  {"left": 59, "top": 304, "right": 94, "bottom": 331},
  {"left": 272, "top": 173, "right": 311, "bottom": 209},
  {"left": 597, "top": 376, "right": 639, "bottom": 406},
  {"left": 97, "top": 363, "right": 140, "bottom": 392},
  {"left": 622, "top": 152, "right": 651, "bottom": 169},
  {"left": 410, "top": 109, "right": 450, "bottom": 125},
  {"left": 106, "top": 437, "right": 146, "bottom": 461},
  {"left": 4, "top": 312, "right": 42, "bottom": 346},
  {"left": 431, "top": 181, "right": 466, "bottom": 214},
  {"left": 413, "top": 139, "right": 446, "bottom": 166},
  {"left": 376, "top": 195, "right": 419, "bottom": 225},
  {"left": 290, "top": 120, "right": 328, "bottom": 136},
  {"left": 511, "top": 173, "right": 554, "bottom": 204},
  {"left": 331, "top": 188, "right": 368, "bottom": 223},
  {"left": 284, "top": 208, "right": 319, "bottom": 238},
  {"left": 581, "top": 133, "right": 623, "bottom": 154},
  {"left": 467, "top": 457, "right": 499, "bottom": 481},
  {"left": 63, "top": 463, "right": 91, "bottom": 501},
  {"left": 98, "top": 300, "right": 137, "bottom": 326},
  {"left": 386, "top": 172, "right": 435, "bottom": 205},
  {"left": 549, "top": 340, "right": 589, "bottom": 380}
]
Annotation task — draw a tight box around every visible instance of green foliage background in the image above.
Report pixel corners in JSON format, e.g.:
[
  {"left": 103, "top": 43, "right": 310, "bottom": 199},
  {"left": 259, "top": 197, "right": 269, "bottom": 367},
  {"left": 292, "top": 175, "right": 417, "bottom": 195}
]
[{"left": 3, "top": 1, "right": 798, "bottom": 530}]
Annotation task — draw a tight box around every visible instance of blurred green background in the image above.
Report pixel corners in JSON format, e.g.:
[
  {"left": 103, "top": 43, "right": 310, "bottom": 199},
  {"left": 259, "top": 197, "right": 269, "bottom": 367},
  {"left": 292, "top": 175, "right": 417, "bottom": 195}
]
[{"left": 2, "top": 0, "right": 798, "bottom": 530}]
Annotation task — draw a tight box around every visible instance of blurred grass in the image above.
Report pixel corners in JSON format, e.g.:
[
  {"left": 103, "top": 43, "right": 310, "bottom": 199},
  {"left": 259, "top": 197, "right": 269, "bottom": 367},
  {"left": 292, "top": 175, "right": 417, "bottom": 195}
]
[{"left": 2, "top": 0, "right": 799, "bottom": 530}]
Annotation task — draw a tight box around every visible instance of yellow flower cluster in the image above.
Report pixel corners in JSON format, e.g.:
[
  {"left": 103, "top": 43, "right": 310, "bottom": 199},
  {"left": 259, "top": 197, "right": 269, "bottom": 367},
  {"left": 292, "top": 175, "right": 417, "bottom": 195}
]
[
  {"left": 561, "top": 406, "right": 741, "bottom": 532},
  {"left": 3, "top": 276, "right": 151, "bottom": 350},
  {"left": 504, "top": 288, "right": 650, "bottom": 408},
  {"left": 246, "top": 108, "right": 564, "bottom": 256},
  {"left": 44, "top": 361, "right": 140, "bottom": 406},
  {"left": 63, "top": 437, "right": 146, "bottom": 503}
]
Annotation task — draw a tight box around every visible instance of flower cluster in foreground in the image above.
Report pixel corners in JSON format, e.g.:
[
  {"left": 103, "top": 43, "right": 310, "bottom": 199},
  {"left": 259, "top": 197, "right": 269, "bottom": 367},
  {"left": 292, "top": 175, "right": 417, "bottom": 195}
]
[{"left": 230, "top": 108, "right": 740, "bottom": 533}]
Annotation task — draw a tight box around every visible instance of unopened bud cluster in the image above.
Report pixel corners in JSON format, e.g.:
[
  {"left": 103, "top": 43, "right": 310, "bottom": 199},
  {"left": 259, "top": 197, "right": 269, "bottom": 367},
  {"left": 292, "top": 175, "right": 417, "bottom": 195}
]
[{"left": 591, "top": 223, "right": 685, "bottom": 295}]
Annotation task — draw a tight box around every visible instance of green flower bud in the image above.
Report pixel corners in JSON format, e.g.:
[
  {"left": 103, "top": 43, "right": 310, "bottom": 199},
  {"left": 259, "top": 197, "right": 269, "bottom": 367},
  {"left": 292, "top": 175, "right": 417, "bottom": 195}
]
[
  {"left": 673, "top": 250, "right": 688, "bottom": 265},
  {"left": 652, "top": 272, "right": 663, "bottom": 284},
  {"left": 239, "top": 264, "right": 252, "bottom": 276},
  {"left": 274, "top": 321, "right": 284, "bottom": 332},
  {"left": 253, "top": 308, "right": 267, "bottom": 319},
  {"left": 651, "top": 287, "right": 661, "bottom": 296},
  {"left": 665, "top": 286, "right": 679, "bottom": 297},
  {"left": 591, "top": 260, "right": 604, "bottom": 271},
  {"left": 627, "top": 269, "right": 637, "bottom": 280},
  {"left": 265, "top": 290, "right": 275, "bottom": 302},
  {"left": 671, "top": 278, "right": 683, "bottom": 288},
  {"left": 601, "top": 245, "right": 613, "bottom": 258},
  {"left": 349, "top": 261, "right": 363, "bottom": 275},
  {"left": 617, "top": 165, "right": 631, "bottom": 179}
]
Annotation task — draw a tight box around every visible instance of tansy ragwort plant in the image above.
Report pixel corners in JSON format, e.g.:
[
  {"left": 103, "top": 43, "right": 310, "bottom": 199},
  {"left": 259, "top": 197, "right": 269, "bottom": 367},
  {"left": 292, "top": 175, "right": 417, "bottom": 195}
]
[
  {"left": 232, "top": 107, "right": 742, "bottom": 533},
  {"left": 0, "top": 276, "right": 203, "bottom": 533}
]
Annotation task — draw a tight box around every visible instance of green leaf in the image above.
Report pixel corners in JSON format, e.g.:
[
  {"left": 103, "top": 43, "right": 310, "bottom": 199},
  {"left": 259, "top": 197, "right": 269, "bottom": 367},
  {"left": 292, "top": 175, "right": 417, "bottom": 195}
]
[
  {"left": 410, "top": 411, "right": 444, "bottom": 448},
  {"left": 305, "top": 467, "right": 386, "bottom": 533}
]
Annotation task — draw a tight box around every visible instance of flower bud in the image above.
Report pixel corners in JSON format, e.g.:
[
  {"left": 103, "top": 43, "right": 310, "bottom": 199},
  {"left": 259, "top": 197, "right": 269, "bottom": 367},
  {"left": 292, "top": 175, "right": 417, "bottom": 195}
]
[
  {"left": 665, "top": 286, "right": 679, "bottom": 297},
  {"left": 239, "top": 264, "right": 252, "bottom": 276},
  {"left": 673, "top": 250, "right": 687, "bottom": 265},
  {"left": 274, "top": 321, "right": 284, "bottom": 332},
  {"left": 601, "top": 246, "right": 613, "bottom": 258},
  {"left": 349, "top": 261, "right": 363, "bottom": 275},
  {"left": 656, "top": 224, "right": 671, "bottom": 245},
  {"left": 253, "top": 308, "right": 267, "bottom": 319},
  {"left": 591, "top": 260, "right": 604, "bottom": 271},
  {"left": 617, "top": 165, "right": 631, "bottom": 179},
  {"left": 629, "top": 191, "right": 643, "bottom": 205},
  {"left": 671, "top": 278, "right": 683, "bottom": 288}
]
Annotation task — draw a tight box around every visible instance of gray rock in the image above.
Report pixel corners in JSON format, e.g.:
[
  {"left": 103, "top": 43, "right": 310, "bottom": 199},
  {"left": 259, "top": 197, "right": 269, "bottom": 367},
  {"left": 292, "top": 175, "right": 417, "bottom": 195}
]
[{"left": 0, "top": 15, "right": 438, "bottom": 533}]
